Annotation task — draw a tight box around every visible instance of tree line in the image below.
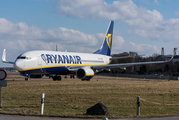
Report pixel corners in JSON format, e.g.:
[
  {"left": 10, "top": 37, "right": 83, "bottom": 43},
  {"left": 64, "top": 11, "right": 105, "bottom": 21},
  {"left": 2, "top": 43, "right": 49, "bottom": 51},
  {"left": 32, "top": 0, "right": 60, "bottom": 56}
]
[{"left": 109, "top": 52, "right": 179, "bottom": 76}]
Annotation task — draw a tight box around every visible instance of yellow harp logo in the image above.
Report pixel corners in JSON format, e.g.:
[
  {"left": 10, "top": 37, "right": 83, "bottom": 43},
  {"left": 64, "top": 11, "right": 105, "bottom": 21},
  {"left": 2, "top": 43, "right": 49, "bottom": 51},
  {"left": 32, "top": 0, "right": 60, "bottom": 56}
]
[{"left": 106, "top": 34, "right": 112, "bottom": 50}]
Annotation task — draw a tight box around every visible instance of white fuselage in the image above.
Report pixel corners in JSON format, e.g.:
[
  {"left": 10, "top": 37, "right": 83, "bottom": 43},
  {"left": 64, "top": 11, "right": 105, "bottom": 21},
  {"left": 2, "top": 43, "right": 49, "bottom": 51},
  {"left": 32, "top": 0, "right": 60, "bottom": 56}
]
[{"left": 14, "top": 50, "right": 111, "bottom": 75}]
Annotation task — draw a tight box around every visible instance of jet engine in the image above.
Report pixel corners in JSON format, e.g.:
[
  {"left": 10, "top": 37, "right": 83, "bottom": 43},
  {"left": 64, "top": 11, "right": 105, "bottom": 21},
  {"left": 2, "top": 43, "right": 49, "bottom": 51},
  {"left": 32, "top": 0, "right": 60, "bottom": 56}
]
[{"left": 76, "top": 67, "right": 94, "bottom": 80}]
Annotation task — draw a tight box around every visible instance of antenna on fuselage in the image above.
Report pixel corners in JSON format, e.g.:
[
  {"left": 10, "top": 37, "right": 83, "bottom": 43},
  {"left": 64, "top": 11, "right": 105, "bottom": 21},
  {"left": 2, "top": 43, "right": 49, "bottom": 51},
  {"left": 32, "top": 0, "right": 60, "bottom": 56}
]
[{"left": 56, "top": 44, "right": 58, "bottom": 51}]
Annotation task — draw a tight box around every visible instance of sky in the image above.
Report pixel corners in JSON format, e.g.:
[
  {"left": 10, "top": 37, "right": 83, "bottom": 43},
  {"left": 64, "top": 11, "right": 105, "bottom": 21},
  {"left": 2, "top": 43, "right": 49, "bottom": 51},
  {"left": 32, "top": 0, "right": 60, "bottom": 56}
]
[{"left": 0, "top": 0, "right": 179, "bottom": 67}]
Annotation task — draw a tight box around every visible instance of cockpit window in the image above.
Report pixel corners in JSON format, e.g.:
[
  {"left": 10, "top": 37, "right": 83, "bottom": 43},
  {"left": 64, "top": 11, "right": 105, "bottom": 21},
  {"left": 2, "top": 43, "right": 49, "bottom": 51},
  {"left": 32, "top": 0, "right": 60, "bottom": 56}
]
[
  {"left": 17, "top": 54, "right": 31, "bottom": 60},
  {"left": 17, "top": 56, "right": 26, "bottom": 59}
]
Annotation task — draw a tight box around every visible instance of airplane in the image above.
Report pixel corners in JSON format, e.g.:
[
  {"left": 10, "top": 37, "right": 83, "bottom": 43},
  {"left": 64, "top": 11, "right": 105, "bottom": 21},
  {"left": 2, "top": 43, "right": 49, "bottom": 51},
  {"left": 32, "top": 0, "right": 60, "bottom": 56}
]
[{"left": 2, "top": 21, "right": 177, "bottom": 81}]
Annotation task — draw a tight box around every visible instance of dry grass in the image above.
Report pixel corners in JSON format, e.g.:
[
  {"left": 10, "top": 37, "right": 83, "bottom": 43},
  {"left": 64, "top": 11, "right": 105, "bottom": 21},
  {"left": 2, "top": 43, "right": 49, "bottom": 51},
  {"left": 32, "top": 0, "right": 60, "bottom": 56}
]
[{"left": 1, "top": 75, "right": 179, "bottom": 118}]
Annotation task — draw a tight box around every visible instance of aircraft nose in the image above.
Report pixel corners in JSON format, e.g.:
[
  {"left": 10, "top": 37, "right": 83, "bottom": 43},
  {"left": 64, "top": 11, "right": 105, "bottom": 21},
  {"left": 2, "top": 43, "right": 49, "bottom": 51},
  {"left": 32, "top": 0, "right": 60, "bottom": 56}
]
[{"left": 14, "top": 60, "right": 24, "bottom": 71}]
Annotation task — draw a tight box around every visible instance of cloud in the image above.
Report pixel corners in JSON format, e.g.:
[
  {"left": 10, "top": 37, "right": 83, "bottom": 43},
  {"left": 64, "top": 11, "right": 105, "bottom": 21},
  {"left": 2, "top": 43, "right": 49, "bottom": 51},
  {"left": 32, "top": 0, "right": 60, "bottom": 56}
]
[
  {"left": 112, "top": 36, "right": 160, "bottom": 55},
  {"left": 130, "top": 19, "right": 179, "bottom": 41},
  {"left": 154, "top": 0, "right": 159, "bottom": 5},
  {"left": 54, "top": 0, "right": 163, "bottom": 29},
  {"left": 0, "top": 17, "right": 160, "bottom": 59},
  {"left": 175, "top": 11, "right": 179, "bottom": 16},
  {"left": 53, "top": 0, "right": 179, "bottom": 42},
  {"left": 0, "top": 18, "right": 100, "bottom": 51}
]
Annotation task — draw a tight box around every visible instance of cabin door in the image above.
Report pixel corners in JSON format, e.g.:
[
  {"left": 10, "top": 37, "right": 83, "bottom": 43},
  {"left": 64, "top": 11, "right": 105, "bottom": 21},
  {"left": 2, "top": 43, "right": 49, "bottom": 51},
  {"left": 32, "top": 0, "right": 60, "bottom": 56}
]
[{"left": 36, "top": 53, "right": 42, "bottom": 66}]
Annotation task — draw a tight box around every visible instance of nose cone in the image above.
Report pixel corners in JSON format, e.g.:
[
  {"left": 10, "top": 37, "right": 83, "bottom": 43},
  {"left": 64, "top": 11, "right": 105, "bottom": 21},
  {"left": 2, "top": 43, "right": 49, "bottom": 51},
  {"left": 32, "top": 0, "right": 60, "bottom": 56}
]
[{"left": 14, "top": 60, "right": 24, "bottom": 71}]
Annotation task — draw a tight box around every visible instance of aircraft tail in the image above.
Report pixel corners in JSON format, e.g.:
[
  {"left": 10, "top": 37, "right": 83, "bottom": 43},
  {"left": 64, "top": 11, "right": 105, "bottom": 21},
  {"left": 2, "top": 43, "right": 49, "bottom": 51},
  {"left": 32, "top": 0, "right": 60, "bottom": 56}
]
[{"left": 93, "top": 21, "right": 114, "bottom": 56}]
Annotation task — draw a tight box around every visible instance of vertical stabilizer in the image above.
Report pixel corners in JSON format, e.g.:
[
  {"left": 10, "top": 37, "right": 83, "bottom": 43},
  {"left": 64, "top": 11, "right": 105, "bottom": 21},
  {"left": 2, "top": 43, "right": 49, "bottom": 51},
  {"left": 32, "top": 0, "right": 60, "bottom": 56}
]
[{"left": 93, "top": 21, "right": 114, "bottom": 56}]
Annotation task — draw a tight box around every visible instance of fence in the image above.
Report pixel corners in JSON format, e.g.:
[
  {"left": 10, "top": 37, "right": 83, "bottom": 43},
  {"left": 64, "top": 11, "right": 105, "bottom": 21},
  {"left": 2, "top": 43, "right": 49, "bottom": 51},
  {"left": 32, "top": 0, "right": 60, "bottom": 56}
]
[{"left": 2, "top": 94, "right": 179, "bottom": 116}]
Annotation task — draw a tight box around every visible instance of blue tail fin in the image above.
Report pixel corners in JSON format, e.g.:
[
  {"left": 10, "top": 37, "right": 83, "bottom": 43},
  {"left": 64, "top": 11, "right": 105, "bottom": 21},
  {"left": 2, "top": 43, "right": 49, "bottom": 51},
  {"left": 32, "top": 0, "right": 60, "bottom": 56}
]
[{"left": 93, "top": 21, "right": 114, "bottom": 56}]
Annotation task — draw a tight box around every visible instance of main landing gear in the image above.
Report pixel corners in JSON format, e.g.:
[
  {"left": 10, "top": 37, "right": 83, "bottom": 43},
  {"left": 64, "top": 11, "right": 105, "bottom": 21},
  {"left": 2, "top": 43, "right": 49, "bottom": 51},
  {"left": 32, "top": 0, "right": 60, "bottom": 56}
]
[
  {"left": 52, "top": 76, "right": 61, "bottom": 81},
  {"left": 70, "top": 75, "right": 75, "bottom": 79}
]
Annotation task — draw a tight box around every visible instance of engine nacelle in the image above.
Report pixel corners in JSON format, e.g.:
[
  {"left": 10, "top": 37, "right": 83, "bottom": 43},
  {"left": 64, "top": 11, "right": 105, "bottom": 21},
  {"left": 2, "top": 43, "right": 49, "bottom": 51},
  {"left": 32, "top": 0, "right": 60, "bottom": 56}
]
[{"left": 76, "top": 67, "right": 94, "bottom": 80}]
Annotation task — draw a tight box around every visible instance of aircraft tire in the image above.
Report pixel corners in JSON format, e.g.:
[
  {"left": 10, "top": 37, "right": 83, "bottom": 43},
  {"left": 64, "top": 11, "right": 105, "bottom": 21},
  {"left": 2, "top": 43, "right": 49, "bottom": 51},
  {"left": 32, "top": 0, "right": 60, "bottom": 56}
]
[
  {"left": 58, "top": 76, "right": 61, "bottom": 81},
  {"left": 53, "top": 76, "right": 57, "bottom": 81},
  {"left": 53, "top": 76, "right": 61, "bottom": 81}
]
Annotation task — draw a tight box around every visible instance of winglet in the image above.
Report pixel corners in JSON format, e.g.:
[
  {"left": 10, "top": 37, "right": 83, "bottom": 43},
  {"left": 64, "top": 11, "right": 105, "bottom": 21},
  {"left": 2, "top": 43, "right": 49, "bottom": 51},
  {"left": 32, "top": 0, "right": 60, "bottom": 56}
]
[
  {"left": 167, "top": 48, "right": 177, "bottom": 62},
  {"left": 2, "top": 49, "right": 6, "bottom": 62},
  {"left": 2, "top": 49, "right": 14, "bottom": 64}
]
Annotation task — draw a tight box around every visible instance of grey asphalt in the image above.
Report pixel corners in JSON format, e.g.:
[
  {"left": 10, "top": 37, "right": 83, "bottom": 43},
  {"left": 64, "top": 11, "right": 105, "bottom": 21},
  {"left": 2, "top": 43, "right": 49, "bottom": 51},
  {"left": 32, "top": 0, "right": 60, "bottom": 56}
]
[{"left": 0, "top": 114, "right": 179, "bottom": 120}]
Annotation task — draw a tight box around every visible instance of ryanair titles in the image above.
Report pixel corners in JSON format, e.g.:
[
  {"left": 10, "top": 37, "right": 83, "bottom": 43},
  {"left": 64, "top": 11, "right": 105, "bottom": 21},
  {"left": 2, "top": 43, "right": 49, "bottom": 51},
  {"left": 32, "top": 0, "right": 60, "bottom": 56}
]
[{"left": 41, "top": 54, "right": 82, "bottom": 64}]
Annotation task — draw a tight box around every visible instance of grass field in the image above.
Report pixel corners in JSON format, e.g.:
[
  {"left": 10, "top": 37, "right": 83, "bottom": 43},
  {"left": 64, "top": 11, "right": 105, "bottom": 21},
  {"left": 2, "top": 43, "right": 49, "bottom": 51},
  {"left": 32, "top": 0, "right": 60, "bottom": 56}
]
[{"left": 0, "top": 75, "right": 179, "bottom": 118}]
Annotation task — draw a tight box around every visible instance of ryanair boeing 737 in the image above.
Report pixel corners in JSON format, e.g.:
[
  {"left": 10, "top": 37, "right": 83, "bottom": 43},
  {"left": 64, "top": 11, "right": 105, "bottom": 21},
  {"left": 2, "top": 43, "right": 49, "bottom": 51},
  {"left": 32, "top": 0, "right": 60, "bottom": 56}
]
[{"left": 2, "top": 21, "right": 177, "bottom": 81}]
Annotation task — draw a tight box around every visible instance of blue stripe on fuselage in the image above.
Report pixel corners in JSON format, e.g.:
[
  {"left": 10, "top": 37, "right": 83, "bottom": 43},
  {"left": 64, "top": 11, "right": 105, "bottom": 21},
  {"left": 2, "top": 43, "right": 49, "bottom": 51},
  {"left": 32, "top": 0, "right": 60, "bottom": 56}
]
[{"left": 21, "top": 66, "right": 69, "bottom": 75}]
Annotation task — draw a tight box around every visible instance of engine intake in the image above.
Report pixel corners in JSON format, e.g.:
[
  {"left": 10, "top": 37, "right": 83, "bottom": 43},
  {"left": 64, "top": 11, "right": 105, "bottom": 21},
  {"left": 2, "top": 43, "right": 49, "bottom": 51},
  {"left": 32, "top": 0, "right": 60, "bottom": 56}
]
[{"left": 76, "top": 67, "right": 94, "bottom": 80}]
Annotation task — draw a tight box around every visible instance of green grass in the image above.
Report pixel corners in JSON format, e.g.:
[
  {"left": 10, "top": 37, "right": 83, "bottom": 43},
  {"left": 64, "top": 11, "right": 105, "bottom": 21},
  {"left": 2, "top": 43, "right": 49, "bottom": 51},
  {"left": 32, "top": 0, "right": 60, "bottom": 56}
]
[{"left": 1, "top": 76, "right": 179, "bottom": 118}]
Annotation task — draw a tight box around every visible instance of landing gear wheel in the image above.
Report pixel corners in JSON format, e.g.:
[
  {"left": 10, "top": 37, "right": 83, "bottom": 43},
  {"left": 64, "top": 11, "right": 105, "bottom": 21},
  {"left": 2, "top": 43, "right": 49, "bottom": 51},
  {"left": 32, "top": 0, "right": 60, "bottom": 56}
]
[
  {"left": 70, "top": 75, "right": 75, "bottom": 79},
  {"left": 25, "top": 77, "right": 30, "bottom": 81},
  {"left": 53, "top": 76, "right": 61, "bottom": 81},
  {"left": 53, "top": 76, "right": 57, "bottom": 81},
  {"left": 58, "top": 76, "right": 61, "bottom": 81}
]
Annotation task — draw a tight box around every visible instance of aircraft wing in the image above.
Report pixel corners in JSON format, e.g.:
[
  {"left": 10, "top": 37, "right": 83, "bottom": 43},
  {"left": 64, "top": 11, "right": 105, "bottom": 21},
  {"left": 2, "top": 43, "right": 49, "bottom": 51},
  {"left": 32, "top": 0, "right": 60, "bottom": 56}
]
[
  {"left": 92, "top": 60, "right": 167, "bottom": 69},
  {"left": 92, "top": 48, "right": 177, "bottom": 69}
]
